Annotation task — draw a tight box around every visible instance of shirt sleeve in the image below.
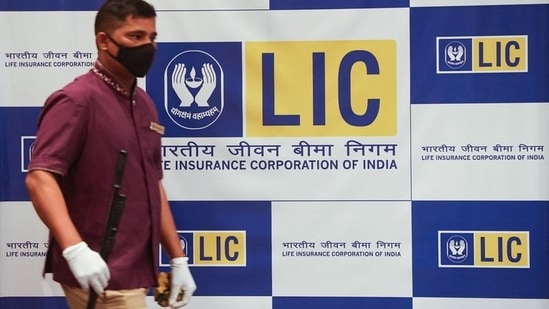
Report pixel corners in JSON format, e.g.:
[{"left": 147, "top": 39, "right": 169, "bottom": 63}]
[{"left": 28, "top": 89, "right": 88, "bottom": 177}]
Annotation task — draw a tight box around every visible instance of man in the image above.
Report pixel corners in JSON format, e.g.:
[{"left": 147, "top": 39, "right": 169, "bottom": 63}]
[{"left": 25, "top": 0, "right": 196, "bottom": 308}]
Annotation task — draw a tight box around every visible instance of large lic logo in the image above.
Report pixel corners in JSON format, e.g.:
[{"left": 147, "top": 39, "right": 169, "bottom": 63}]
[
  {"left": 439, "top": 231, "right": 529, "bottom": 268},
  {"left": 437, "top": 35, "right": 528, "bottom": 73},
  {"left": 164, "top": 50, "right": 224, "bottom": 130},
  {"left": 245, "top": 40, "right": 397, "bottom": 137}
]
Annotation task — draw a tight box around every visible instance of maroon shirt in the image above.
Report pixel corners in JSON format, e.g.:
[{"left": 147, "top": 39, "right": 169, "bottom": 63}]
[{"left": 29, "top": 62, "right": 163, "bottom": 289}]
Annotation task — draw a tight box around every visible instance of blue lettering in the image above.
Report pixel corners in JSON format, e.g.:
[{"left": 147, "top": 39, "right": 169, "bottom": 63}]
[
  {"left": 338, "top": 50, "right": 380, "bottom": 126},
  {"left": 262, "top": 53, "right": 300, "bottom": 125}
]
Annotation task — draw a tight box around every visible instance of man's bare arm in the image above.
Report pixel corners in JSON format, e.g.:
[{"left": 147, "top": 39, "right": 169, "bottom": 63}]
[
  {"left": 25, "top": 169, "right": 82, "bottom": 249},
  {"left": 159, "top": 181, "right": 184, "bottom": 259}
]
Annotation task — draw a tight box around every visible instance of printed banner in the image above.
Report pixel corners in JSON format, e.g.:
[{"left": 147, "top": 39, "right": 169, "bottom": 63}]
[{"left": 1, "top": 1, "right": 547, "bottom": 308}]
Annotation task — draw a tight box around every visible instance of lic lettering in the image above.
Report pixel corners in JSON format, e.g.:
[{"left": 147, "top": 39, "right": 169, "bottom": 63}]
[
  {"left": 479, "top": 235, "right": 523, "bottom": 264},
  {"left": 199, "top": 235, "right": 240, "bottom": 262},
  {"left": 478, "top": 40, "right": 521, "bottom": 68},
  {"left": 261, "top": 50, "right": 380, "bottom": 127}
]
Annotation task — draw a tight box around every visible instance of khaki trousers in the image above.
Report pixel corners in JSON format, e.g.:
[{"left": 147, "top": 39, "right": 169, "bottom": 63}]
[{"left": 62, "top": 285, "right": 147, "bottom": 309}]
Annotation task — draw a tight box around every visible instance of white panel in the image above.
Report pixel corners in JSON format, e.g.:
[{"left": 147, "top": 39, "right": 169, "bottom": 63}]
[
  {"left": 272, "top": 201, "right": 412, "bottom": 297},
  {"left": 0, "top": 12, "right": 96, "bottom": 107},
  {"left": 411, "top": 103, "right": 549, "bottom": 200},
  {"left": 161, "top": 136, "right": 411, "bottom": 201},
  {"left": 146, "top": 296, "right": 272, "bottom": 309},
  {"left": 148, "top": 0, "right": 269, "bottom": 11},
  {"left": 0, "top": 202, "right": 63, "bottom": 297},
  {"left": 156, "top": 8, "right": 410, "bottom": 42},
  {"left": 414, "top": 297, "right": 549, "bottom": 308}
]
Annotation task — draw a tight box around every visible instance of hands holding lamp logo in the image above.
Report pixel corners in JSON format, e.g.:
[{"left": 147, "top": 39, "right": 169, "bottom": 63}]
[{"left": 172, "top": 63, "right": 216, "bottom": 107}]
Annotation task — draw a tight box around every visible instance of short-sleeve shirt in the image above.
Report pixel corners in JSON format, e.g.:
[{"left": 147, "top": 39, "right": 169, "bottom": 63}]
[{"left": 28, "top": 62, "right": 163, "bottom": 289}]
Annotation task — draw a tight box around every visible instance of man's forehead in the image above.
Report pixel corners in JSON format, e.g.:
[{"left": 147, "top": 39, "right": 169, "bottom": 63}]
[
  {"left": 114, "top": 15, "right": 156, "bottom": 32},
  {"left": 122, "top": 15, "right": 155, "bottom": 26}
]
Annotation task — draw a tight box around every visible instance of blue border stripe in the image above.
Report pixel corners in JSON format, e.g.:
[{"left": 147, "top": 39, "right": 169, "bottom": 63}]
[
  {"left": 0, "top": 0, "right": 103, "bottom": 11},
  {"left": 273, "top": 297, "right": 412, "bottom": 308},
  {"left": 270, "top": 0, "right": 409, "bottom": 10},
  {"left": 0, "top": 297, "right": 68, "bottom": 308},
  {"left": 1, "top": 0, "right": 410, "bottom": 11}
]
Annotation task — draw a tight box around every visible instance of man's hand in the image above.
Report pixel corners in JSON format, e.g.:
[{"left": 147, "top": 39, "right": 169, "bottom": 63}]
[
  {"left": 169, "top": 257, "right": 196, "bottom": 307},
  {"left": 62, "top": 241, "right": 110, "bottom": 294}
]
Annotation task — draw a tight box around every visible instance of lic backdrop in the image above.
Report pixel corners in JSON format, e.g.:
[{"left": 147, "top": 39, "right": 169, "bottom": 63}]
[{"left": 1, "top": 0, "right": 548, "bottom": 308}]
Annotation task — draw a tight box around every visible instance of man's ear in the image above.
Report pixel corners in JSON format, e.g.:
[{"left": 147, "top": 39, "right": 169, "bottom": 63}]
[{"left": 96, "top": 32, "right": 109, "bottom": 51}]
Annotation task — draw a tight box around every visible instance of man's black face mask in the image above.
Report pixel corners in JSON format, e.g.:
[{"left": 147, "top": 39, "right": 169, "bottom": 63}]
[{"left": 105, "top": 33, "right": 156, "bottom": 77}]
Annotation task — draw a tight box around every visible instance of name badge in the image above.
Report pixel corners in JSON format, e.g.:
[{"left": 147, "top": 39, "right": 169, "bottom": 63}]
[{"left": 149, "top": 121, "right": 165, "bottom": 135}]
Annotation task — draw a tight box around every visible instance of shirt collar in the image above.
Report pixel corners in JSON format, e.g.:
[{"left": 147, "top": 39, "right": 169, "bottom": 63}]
[{"left": 91, "top": 61, "right": 136, "bottom": 99}]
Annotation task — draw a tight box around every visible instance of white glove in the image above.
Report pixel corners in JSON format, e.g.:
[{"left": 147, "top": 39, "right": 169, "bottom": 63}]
[
  {"left": 169, "top": 257, "right": 196, "bottom": 307},
  {"left": 62, "top": 241, "right": 110, "bottom": 295}
]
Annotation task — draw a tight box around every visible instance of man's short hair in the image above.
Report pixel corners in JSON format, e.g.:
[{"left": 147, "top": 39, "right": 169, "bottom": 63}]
[{"left": 94, "top": 0, "right": 156, "bottom": 34}]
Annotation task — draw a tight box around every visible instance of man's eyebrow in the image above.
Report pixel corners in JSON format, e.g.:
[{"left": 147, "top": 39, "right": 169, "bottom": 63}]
[
  {"left": 127, "top": 30, "right": 157, "bottom": 37},
  {"left": 127, "top": 30, "right": 147, "bottom": 35}
]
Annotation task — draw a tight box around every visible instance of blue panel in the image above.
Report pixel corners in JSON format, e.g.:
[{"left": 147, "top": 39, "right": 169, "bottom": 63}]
[
  {"left": 0, "top": 0, "right": 103, "bottom": 11},
  {"left": 0, "top": 107, "right": 40, "bottom": 201},
  {"left": 0, "top": 297, "right": 68, "bottom": 308},
  {"left": 270, "top": 0, "right": 409, "bottom": 10},
  {"left": 410, "top": 4, "right": 549, "bottom": 103},
  {"left": 164, "top": 201, "right": 272, "bottom": 296},
  {"left": 412, "top": 200, "right": 549, "bottom": 298},
  {"left": 146, "top": 42, "right": 243, "bottom": 138},
  {"left": 273, "top": 296, "right": 412, "bottom": 308}
]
